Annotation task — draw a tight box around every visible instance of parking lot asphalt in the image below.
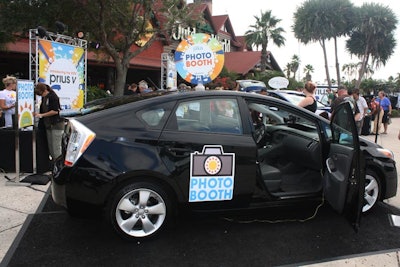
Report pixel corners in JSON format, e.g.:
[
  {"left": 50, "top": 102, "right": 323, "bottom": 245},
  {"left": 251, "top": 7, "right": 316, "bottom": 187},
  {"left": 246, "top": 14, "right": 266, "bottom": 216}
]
[{"left": 1, "top": 118, "right": 400, "bottom": 266}]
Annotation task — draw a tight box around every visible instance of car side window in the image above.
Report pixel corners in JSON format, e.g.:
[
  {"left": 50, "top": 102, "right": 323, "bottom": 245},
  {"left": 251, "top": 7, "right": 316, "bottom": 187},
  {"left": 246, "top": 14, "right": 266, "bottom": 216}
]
[
  {"left": 173, "top": 98, "right": 243, "bottom": 134},
  {"left": 137, "top": 103, "right": 172, "bottom": 129},
  {"left": 247, "top": 101, "right": 319, "bottom": 142}
]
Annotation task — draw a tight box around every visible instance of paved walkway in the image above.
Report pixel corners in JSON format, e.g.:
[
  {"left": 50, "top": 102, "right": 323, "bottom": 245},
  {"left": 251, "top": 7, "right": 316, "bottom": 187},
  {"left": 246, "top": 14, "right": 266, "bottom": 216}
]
[{"left": 0, "top": 118, "right": 399, "bottom": 266}]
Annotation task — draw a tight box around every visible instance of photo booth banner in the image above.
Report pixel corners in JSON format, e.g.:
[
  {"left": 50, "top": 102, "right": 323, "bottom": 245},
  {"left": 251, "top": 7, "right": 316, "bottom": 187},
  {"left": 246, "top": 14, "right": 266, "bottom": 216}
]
[
  {"left": 38, "top": 40, "right": 85, "bottom": 109},
  {"left": 174, "top": 33, "right": 224, "bottom": 85},
  {"left": 17, "top": 80, "right": 35, "bottom": 129}
]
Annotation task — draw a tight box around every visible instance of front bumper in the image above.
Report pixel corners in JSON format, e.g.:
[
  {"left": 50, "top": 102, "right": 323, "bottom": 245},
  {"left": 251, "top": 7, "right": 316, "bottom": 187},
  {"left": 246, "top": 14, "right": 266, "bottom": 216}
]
[
  {"left": 370, "top": 158, "right": 398, "bottom": 199},
  {"left": 381, "top": 162, "right": 397, "bottom": 199}
]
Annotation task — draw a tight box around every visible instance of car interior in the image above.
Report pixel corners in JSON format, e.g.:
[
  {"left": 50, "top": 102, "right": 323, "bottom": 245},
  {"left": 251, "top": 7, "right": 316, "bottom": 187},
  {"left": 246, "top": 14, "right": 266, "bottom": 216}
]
[
  {"left": 248, "top": 102, "right": 324, "bottom": 197},
  {"left": 174, "top": 99, "right": 243, "bottom": 134}
]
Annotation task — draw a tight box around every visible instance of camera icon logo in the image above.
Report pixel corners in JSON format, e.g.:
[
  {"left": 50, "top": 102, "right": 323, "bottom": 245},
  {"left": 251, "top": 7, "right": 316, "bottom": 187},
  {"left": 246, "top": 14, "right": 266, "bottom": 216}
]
[
  {"left": 191, "top": 145, "right": 234, "bottom": 177},
  {"left": 189, "top": 145, "right": 235, "bottom": 202}
]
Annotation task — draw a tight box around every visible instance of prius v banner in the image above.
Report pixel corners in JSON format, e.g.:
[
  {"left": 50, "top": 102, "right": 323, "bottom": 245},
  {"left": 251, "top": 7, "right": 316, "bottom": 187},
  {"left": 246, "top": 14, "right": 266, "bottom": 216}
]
[{"left": 38, "top": 39, "right": 85, "bottom": 109}]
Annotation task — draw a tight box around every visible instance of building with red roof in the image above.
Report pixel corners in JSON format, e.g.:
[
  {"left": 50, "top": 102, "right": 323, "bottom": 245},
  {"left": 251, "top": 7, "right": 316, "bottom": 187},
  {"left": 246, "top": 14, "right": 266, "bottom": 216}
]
[{"left": 0, "top": 0, "right": 282, "bottom": 91}]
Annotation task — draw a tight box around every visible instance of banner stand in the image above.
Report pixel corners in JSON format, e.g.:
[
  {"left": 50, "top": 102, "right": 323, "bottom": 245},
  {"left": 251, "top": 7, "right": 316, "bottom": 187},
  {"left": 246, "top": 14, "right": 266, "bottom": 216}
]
[
  {"left": 6, "top": 80, "right": 34, "bottom": 187},
  {"left": 6, "top": 128, "right": 35, "bottom": 187},
  {"left": 6, "top": 132, "right": 32, "bottom": 187}
]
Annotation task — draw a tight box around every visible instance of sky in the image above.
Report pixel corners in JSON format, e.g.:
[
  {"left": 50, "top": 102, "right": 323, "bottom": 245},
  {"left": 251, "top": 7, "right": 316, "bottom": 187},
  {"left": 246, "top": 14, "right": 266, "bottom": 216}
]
[{"left": 193, "top": 0, "right": 400, "bottom": 84}]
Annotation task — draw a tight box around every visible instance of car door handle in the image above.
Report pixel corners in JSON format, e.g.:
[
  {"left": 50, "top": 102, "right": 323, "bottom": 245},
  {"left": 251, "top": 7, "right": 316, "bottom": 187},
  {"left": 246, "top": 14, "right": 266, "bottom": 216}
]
[{"left": 325, "top": 158, "right": 337, "bottom": 174}]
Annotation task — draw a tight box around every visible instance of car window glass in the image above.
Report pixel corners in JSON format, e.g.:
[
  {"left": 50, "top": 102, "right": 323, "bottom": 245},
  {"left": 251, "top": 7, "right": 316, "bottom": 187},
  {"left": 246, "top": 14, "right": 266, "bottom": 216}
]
[
  {"left": 138, "top": 103, "right": 172, "bottom": 129},
  {"left": 174, "top": 98, "right": 242, "bottom": 134},
  {"left": 247, "top": 101, "right": 319, "bottom": 143},
  {"left": 331, "top": 107, "right": 354, "bottom": 147}
]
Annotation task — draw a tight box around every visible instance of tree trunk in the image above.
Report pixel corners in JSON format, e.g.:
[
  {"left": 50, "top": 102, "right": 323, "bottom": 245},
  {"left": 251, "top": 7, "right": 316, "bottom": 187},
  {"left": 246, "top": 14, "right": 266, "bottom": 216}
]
[
  {"left": 334, "top": 37, "right": 341, "bottom": 86},
  {"left": 260, "top": 45, "right": 267, "bottom": 72},
  {"left": 114, "top": 61, "right": 129, "bottom": 96},
  {"left": 320, "top": 40, "right": 332, "bottom": 87},
  {"left": 356, "top": 45, "right": 370, "bottom": 88}
]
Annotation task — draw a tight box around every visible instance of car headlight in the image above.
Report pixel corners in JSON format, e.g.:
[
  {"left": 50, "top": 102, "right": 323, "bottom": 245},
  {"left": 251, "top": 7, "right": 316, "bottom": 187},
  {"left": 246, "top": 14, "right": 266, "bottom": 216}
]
[
  {"left": 376, "top": 148, "right": 394, "bottom": 160},
  {"left": 64, "top": 119, "right": 96, "bottom": 167}
]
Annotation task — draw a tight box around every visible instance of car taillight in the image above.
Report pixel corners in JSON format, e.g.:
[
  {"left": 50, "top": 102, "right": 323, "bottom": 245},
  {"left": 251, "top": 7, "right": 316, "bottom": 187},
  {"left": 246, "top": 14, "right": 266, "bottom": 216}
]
[{"left": 64, "top": 119, "right": 96, "bottom": 167}]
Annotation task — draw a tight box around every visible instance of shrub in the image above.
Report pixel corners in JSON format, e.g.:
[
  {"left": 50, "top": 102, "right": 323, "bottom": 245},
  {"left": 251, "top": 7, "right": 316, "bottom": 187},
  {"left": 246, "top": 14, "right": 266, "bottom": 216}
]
[
  {"left": 86, "top": 86, "right": 110, "bottom": 103},
  {"left": 391, "top": 109, "right": 399, "bottom": 118}
]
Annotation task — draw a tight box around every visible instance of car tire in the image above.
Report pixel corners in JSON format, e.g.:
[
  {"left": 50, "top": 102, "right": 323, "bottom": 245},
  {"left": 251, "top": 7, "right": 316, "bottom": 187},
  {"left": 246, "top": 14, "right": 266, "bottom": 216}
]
[
  {"left": 107, "top": 181, "right": 171, "bottom": 240},
  {"left": 363, "top": 169, "right": 381, "bottom": 213}
]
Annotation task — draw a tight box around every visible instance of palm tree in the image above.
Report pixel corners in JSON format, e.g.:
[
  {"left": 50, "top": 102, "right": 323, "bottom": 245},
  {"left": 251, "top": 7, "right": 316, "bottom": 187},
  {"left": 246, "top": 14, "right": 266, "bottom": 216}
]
[
  {"left": 293, "top": 0, "right": 355, "bottom": 87},
  {"left": 290, "top": 55, "right": 300, "bottom": 80},
  {"left": 364, "top": 64, "right": 375, "bottom": 79},
  {"left": 346, "top": 3, "right": 397, "bottom": 88},
  {"left": 394, "top": 73, "right": 400, "bottom": 90},
  {"left": 303, "top": 64, "right": 314, "bottom": 81},
  {"left": 342, "top": 62, "right": 359, "bottom": 83},
  {"left": 245, "top": 10, "right": 286, "bottom": 72},
  {"left": 284, "top": 63, "right": 292, "bottom": 78}
]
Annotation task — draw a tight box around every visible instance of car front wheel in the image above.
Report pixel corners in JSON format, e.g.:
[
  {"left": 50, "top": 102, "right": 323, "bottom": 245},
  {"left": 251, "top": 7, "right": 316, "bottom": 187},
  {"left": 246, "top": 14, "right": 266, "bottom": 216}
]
[
  {"left": 107, "top": 182, "right": 171, "bottom": 240},
  {"left": 363, "top": 170, "right": 381, "bottom": 213}
]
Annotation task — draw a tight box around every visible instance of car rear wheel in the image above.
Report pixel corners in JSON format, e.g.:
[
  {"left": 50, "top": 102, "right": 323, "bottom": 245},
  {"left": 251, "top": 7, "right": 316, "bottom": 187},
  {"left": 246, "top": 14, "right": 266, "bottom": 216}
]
[
  {"left": 363, "top": 170, "right": 381, "bottom": 213},
  {"left": 107, "top": 181, "right": 171, "bottom": 240}
]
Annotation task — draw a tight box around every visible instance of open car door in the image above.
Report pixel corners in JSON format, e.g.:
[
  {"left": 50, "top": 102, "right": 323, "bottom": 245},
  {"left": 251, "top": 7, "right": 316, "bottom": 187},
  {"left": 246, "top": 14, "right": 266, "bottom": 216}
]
[{"left": 323, "top": 101, "right": 365, "bottom": 230}]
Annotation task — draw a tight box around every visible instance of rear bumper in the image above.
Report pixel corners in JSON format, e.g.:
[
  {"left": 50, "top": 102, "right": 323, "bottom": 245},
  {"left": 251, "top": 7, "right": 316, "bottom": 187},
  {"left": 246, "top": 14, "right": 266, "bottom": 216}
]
[
  {"left": 51, "top": 156, "right": 115, "bottom": 208},
  {"left": 51, "top": 157, "right": 68, "bottom": 207},
  {"left": 51, "top": 180, "right": 67, "bottom": 207}
]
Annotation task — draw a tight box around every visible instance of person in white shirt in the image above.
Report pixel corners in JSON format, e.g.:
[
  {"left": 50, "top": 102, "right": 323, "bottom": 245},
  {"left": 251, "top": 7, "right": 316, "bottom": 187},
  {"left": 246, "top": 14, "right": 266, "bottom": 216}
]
[
  {"left": 0, "top": 75, "right": 17, "bottom": 128},
  {"left": 352, "top": 88, "right": 369, "bottom": 135}
]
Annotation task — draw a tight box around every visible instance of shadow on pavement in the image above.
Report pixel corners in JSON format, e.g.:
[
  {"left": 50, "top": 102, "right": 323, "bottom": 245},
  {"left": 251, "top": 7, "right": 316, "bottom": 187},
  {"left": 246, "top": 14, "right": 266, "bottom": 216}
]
[{"left": 4, "top": 195, "right": 400, "bottom": 267}]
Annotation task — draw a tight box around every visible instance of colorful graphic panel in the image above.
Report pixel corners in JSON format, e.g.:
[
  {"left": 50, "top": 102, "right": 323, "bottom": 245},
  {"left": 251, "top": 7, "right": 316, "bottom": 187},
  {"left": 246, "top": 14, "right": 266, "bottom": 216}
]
[
  {"left": 174, "top": 33, "right": 224, "bottom": 85},
  {"left": 17, "top": 80, "right": 34, "bottom": 129},
  {"left": 38, "top": 40, "right": 85, "bottom": 109}
]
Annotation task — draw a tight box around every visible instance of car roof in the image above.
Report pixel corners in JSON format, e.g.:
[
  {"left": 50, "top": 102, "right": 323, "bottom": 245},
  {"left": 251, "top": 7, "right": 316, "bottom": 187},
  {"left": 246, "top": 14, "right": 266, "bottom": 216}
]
[{"left": 80, "top": 90, "right": 295, "bottom": 115}]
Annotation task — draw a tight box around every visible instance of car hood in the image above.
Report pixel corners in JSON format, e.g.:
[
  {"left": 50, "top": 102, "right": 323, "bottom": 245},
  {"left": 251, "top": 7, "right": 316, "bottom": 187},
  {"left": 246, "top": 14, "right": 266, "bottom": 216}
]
[{"left": 359, "top": 136, "right": 394, "bottom": 160}]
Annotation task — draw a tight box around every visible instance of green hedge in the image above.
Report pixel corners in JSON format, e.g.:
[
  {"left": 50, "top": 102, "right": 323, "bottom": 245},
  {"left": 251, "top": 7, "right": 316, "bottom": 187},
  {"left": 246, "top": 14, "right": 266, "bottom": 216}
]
[
  {"left": 86, "top": 86, "right": 110, "bottom": 103},
  {"left": 391, "top": 109, "right": 399, "bottom": 118}
]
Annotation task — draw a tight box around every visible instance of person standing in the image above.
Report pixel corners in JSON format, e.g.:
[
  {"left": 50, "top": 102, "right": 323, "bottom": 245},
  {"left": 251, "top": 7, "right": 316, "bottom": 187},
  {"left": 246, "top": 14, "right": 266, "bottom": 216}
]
[
  {"left": 326, "top": 88, "right": 335, "bottom": 106},
  {"left": 352, "top": 88, "right": 369, "bottom": 135},
  {"left": 0, "top": 75, "right": 17, "bottom": 128},
  {"left": 298, "top": 81, "right": 317, "bottom": 112},
  {"left": 138, "top": 80, "right": 152, "bottom": 94},
  {"left": 34, "top": 83, "right": 64, "bottom": 161},
  {"left": 370, "top": 96, "right": 383, "bottom": 135},
  {"left": 126, "top": 83, "right": 138, "bottom": 95},
  {"left": 331, "top": 85, "right": 360, "bottom": 122},
  {"left": 376, "top": 90, "right": 392, "bottom": 134}
]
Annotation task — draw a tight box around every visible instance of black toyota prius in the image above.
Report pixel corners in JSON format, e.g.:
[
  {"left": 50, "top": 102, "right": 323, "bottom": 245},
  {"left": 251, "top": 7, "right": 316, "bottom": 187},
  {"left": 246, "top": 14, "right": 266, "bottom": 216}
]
[{"left": 52, "top": 90, "right": 397, "bottom": 240}]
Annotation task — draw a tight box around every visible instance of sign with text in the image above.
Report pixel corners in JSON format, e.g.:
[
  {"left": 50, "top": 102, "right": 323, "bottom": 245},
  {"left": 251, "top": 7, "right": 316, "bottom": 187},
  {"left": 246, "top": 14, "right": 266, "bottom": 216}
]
[
  {"left": 38, "top": 39, "right": 85, "bottom": 109},
  {"left": 189, "top": 145, "right": 235, "bottom": 202},
  {"left": 17, "top": 80, "right": 35, "bottom": 129},
  {"left": 268, "top": 76, "right": 289, "bottom": 89},
  {"left": 174, "top": 33, "right": 224, "bottom": 85}
]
